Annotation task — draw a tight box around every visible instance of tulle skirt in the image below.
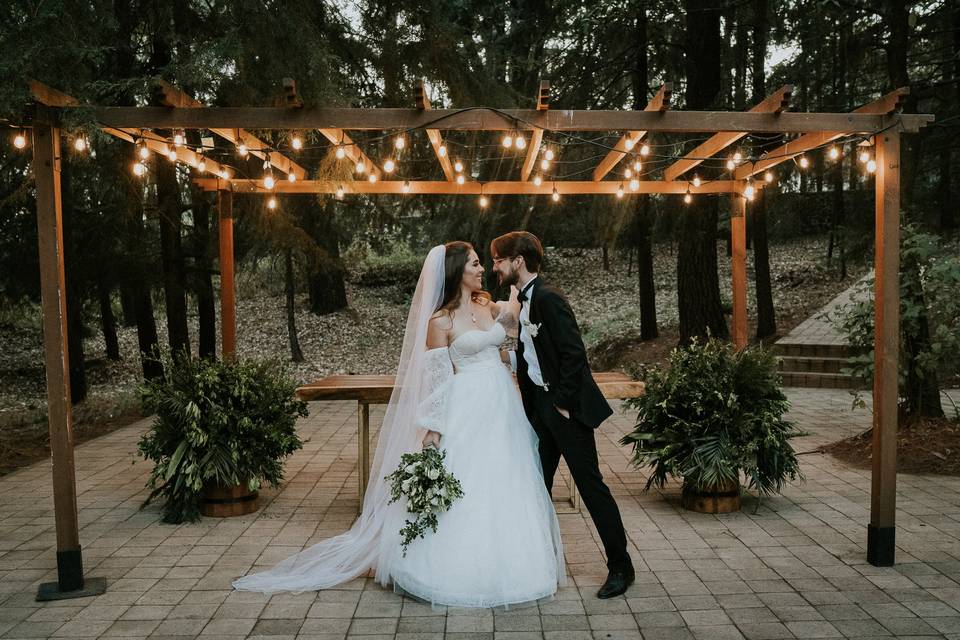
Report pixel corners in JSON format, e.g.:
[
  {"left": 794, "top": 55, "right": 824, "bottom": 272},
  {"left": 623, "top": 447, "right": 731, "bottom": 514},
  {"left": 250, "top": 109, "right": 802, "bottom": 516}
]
[{"left": 380, "top": 361, "right": 564, "bottom": 608}]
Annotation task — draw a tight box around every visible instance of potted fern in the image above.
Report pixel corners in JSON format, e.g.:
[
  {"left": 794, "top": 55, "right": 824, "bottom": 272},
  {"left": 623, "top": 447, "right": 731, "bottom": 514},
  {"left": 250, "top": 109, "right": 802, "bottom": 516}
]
[
  {"left": 620, "top": 338, "right": 802, "bottom": 513},
  {"left": 138, "top": 353, "right": 307, "bottom": 523}
]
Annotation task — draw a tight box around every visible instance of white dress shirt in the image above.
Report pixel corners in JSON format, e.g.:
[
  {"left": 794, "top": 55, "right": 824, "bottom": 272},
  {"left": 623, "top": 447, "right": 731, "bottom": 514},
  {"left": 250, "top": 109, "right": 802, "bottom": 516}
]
[{"left": 509, "top": 276, "right": 546, "bottom": 388}]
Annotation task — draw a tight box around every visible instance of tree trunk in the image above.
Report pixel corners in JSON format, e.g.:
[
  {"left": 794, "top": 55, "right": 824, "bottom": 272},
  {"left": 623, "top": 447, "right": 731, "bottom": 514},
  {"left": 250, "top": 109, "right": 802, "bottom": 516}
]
[
  {"left": 60, "top": 159, "right": 87, "bottom": 403},
  {"left": 188, "top": 147, "right": 217, "bottom": 360},
  {"left": 306, "top": 200, "right": 348, "bottom": 315},
  {"left": 285, "top": 248, "right": 304, "bottom": 363},
  {"left": 679, "top": 0, "right": 728, "bottom": 343},
  {"left": 119, "top": 282, "right": 137, "bottom": 327},
  {"left": 97, "top": 275, "right": 121, "bottom": 361},
  {"left": 633, "top": 0, "right": 657, "bottom": 341},
  {"left": 602, "top": 246, "right": 610, "bottom": 272}
]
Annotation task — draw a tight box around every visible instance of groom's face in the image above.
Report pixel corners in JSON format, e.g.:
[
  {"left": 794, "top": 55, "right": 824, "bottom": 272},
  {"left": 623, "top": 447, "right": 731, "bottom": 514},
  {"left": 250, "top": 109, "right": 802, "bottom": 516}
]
[{"left": 492, "top": 255, "right": 520, "bottom": 288}]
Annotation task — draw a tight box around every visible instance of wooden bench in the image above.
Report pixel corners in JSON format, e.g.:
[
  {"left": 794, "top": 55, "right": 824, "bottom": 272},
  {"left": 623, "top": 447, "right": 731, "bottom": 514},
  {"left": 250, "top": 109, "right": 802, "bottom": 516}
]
[{"left": 296, "top": 372, "right": 645, "bottom": 513}]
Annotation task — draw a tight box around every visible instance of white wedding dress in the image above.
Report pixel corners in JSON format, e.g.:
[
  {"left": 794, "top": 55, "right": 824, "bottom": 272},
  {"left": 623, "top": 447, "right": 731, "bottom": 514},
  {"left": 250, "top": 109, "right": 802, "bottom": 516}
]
[{"left": 384, "top": 321, "right": 564, "bottom": 607}]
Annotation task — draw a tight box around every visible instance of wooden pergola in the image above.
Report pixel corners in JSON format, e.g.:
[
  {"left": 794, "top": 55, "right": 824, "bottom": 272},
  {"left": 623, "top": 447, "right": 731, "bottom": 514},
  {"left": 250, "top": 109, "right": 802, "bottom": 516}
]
[{"left": 23, "top": 79, "right": 932, "bottom": 599}]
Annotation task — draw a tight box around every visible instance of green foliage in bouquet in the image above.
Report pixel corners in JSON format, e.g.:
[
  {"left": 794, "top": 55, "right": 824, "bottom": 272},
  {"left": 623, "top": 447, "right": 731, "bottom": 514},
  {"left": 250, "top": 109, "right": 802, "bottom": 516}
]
[
  {"left": 621, "top": 338, "right": 802, "bottom": 497},
  {"left": 385, "top": 447, "right": 464, "bottom": 555},
  {"left": 138, "top": 353, "right": 308, "bottom": 524}
]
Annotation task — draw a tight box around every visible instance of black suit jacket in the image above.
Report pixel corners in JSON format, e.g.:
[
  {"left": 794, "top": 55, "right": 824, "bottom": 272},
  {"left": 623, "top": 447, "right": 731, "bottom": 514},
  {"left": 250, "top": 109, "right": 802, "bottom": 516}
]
[{"left": 516, "top": 278, "right": 613, "bottom": 429}]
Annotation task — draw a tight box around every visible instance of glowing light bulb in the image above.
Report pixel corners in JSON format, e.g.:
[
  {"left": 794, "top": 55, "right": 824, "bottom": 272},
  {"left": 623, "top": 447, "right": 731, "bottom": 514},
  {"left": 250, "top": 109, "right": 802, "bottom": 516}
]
[
  {"left": 684, "top": 192, "right": 692, "bottom": 204},
  {"left": 438, "top": 145, "right": 447, "bottom": 157},
  {"left": 73, "top": 136, "right": 87, "bottom": 152},
  {"left": 624, "top": 168, "right": 633, "bottom": 179},
  {"left": 454, "top": 160, "right": 464, "bottom": 173},
  {"left": 726, "top": 159, "right": 736, "bottom": 171},
  {"left": 197, "top": 157, "right": 206, "bottom": 172},
  {"left": 867, "top": 159, "right": 877, "bottom": 173},
  {"left": 733, "top": 150, "right": 742, "bottom": 163},
  {"left": 624, "top": 138, "right": 635, "bottom": 151},
  {"left": 132, "top": 162, "right": 145, "bottom": 177},
  {"left": 220, "top": 168, "right": 232, "bottom": 180},
  {"left": 764, "top": 171, "right": 774, "bottom": 183},
  {"left": 515, "top": 136, "right": 526, "bottom": 150},
  {"left": 828, "top": 145, "right": 839, "bottom": 160},
  {"left": 533, "top": 175, "right": 542, "bottom": 186},
  {"left": 744, "top": 183, "right": 756, "bottom": 200},
  {"left": 502, "top": 134, "right": 513, "bottom": 148},
  {"left": 859, "top": 150, "right": 870, "bottom": 163},
  {"left": 237, "top": 143, "right": 248, "bottom": 157},
  {"left": 692, "top": 175, "right": 701, "bottom": 188},
  {"left": 544, "top": 148, "right": 555, "bottom": 161},
  {"left": 267, "top": 196, "right": 277, "bottom": 210},
  {"left": 335, "top": 145, "right": 346, "bottom": 159},
  {"left": 384, "top": 158, "right": 396, "bottom": 173},
  {"left": 369, "top": 173, "right": 378, "bottom": 183},
  {"left": 640, "top": 144, "right": 650, "bottom": 156},
  {"left": 291, "top": 135, "right": 303, "bottom": 150},
  {"left": 402, "top": 181, "right": 411, "bottom": 194},
  {"left": 799, "top": 155, "right": 809, "bottom": 169},
  {"left": 540, "top": 159, "right": 550, "bottom": 170},
  {"left": 616, "top": 184, "right": 624, "bottom": 199},
  {"left": 395, "top": 135, "right": 405, "bottom": 150},
  {"left": 167, "top": 147, "right": 177, "bottom": 162},
  {"left": 456, "top": 174, "right": 465, "bottom": 185},
  {"left": 630, "top": 178, "right": 640, "bottom": 191},
  {"left": 336, "top": 185, "right": 344, "bottom": 199},
  {"left": 355, "top": 161, "right": 366, "bottom": 174},
  {"left": 287, "top": 172, "right": 296, "bottom": 182},
  {"left": 551, "top": 188, "right": 560, "bottom": 202},
  {"left": 13, "top": 131, "right": 26, "bottom": 149},
  {"left": 479, "top": 195, "right": 489, "bottom": 208},
  {"left": 138, "top": 142, "right": 150, "bottom": 160},
  {"left": 173, "top": 131, "right": 184, "bottom": 147},
  {"left": 264, "top": 174, "right": 275, "bottom": 189},
  {"left": 633, "top": 160, "right": 642, "bottom": 172}
]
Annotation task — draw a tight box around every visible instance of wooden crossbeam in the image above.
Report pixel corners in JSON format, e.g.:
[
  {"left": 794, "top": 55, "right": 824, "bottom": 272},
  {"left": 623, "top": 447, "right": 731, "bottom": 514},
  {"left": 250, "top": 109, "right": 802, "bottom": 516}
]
[
  {"left": 521, "top": 81, "right": 550, "bottom": 182},
  {"left": 592, "top": 83, "right": 672, "bottom": 181},
  {"left": 154, "top": 79, "right": 307, "bottom": 180},
  {"left": 194, "top": 178, "right": 744, "bottom": 195},
  {"left": 317, "top": 128, "right": 383, "bottom": 179},
  {"left": 83, "top": 106, "right": 932, "bottom": 134},
  {"left": 104, "top": 127, "right": 232, "bottom": 177},
  {"left": 734, "top": 87, "right": 913, "bottom": 180},
  {"left": 663, "top": 85, "right": 793, "bottom": 182},
  {"left": 415, "top": 81, "right": 455, "bottom": 181}
]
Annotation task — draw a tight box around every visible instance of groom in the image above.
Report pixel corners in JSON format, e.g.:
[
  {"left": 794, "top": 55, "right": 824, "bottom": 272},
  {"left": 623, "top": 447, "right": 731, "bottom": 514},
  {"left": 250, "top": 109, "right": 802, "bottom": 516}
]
[{"left": 491, "top": 231, "right": 634, "bottom": 599}]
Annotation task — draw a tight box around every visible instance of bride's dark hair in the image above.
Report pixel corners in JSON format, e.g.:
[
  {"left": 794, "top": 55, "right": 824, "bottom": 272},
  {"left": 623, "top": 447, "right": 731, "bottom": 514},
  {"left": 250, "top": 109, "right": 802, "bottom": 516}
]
[{"left": 436, "top": 241, "right": 490, "bottom": 316}]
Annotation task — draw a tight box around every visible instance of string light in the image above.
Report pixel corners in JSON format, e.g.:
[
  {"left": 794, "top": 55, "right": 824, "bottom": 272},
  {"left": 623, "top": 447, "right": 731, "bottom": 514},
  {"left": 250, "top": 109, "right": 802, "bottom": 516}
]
[
  {"left": 355, "top": 161, "right": 366, "bottom": 174},
  {"left": 369, "top": 173, "right": 378, "bottom": 183},
  {"left": 726, "top": 158, "right": 736, "bottom": 171},
  {"left": 733, "top": 150, "right": 742, "bottom": 163},
  {"left": 692, "top": 175, "right": 701, "bottom": 188},
  {"left": 799, "top": 155, "right": 809, "bottom": 169},
  {"left": 684, "top": 188, "right": 692, "bottom": 205},
  {"left": 624, "top": 138, "right": 635, "bottom": 151},
  {"left": 287, "top": 171, "right": 296, "bottom": 182},
  {"left": 533, "top": 175, "right": 542, "bottom": 186},
  {"left": 166, "top": 146, "right": 177, "bottom": 162},
  {"left": 744, "top": 180, "right": 756, "bottom": 200},
  {"left": 335, "top": 145, "right": 346, "bottom": 159},
  {"left": 551, "top": 186, "right": 560, "bottom": 202},
  {"left": 402, "top": 180, "right": 411, "bottom": 194},
  {"left": 197, "top": 156, "right": 206, "bottom": 173},
  {"left": 479, "top": 194, "right": 489, "bottom": 208},
  {"left": 630, "top": 178, "right": 640, "bottom": 191},
  {"left": 138, "top": 140, "right": 150, "bottom": 160},
  {"left": 438, "top": 144, "right": 447, "bottom": 157},
  {"left": 456, "top": 174, "right": 466, "bottom": 185},
  {"left": 633, "top": 159, "right": 642, "bottom": 172},
  {"left": 132, "top": 162, "right": 146, "bottom": 177},
  {"left": 828, "top": 145, "right": 840, "bottom": 160},
  {"left": 640, "top": 143, "right": 650, "bottom": 157},
  {"left": 237, "top": 142, "right": 248, "bottom": 157},
  {"left": 624, "top": 168, "right": 633, "bottom": 179},
  {"left": 173, "top": 131, "right": 185, "bottom": 147},
  {"left": 291, "top": 134, "right": 303, "bottom": 150},
  {"left": 502, "top": 133, "right": 513, "bottom": 148},
  {"left": 540, "top": 158, "right": 550, "bottom": 170},
  {"left": 616, "top": 184, "right": 624, "bottom": 199},
  {"left": 384, "top": 158, "right": 396, "bottom": 173},
  {"left": 336, "top": 184, "right": 345, "bottom": 199},
  {"left": 515, "top": 136, "right": 526, "bottom": 150},
  {"left": 454, "top": 160, "right": 464, "bottom": 173},
  {"left": 867, "top": 159, "right": 877, "bottom": 173},
  {"left": 220, "top": 168, "right": 232, "bottom": 180},
  {"left": 859, "top": 149, "right": 871, "bottom": 163},
  {"left": 73, "top": 135, "right": 88, "bottom": 152},
  {"left": 13, "top": 130, "right": 26, "bottom": 149},
  {"left": 394, "top": 135, "right": 406, "bottom": 150},
  {"left": 264, "top": 173, "right": 275, "bottom": 189},
  {"left": 544, "top": 148, "right": 555, "bottom": 161},
  {"left": 267, "top": 196, "right": 278, "bottom": 210},
  {"left": 764, "top": 171, "right": 774, "bottom": 183}
]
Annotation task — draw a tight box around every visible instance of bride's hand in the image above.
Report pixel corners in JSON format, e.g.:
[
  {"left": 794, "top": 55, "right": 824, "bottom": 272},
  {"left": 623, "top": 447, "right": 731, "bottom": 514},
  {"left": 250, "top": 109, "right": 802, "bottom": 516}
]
[{"left": 422, "top": 430, "right": 441, "bottom": 449}]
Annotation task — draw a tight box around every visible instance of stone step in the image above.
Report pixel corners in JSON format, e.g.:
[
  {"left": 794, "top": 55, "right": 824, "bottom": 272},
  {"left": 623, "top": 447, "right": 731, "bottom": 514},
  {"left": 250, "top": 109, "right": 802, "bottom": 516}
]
[
  {"left": 773, "top": 342, "right": 853, "bottom": 359},
  {"left": 779, "top": 371, "right": 860, "bottom": 389},
  {"left": 778, "top": 355, "right": 849, "bottom": 375}
]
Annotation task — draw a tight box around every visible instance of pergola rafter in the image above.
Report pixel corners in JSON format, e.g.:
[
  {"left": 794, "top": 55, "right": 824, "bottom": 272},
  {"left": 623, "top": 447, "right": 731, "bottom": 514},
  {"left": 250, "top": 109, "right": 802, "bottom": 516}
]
[
  {"left": 663, "top": 85, "right": 793, "bottom": 182},
  {"left": 20, "top": 79, "right": 935, "bottom": 601},
  {"left": 415, "top": 81, "right": 455, "bottom": 181},
  {"left": 519, "top": 81, "right": 550, "bottom": 182},
  {"left": 592, "top": 83, "right": 672, "bottom": 182}
]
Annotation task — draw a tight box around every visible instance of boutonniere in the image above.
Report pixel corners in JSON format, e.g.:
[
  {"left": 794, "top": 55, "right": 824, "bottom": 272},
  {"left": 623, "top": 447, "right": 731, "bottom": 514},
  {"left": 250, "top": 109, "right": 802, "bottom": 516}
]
[{"left": 521, "top": 319, "right": 541, "bottom": 337}]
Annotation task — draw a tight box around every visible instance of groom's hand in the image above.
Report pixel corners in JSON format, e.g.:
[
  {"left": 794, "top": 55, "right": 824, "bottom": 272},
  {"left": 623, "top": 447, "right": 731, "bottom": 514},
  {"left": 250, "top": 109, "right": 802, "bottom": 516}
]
[{"left": 554, "top": 406, "right": 570, "bottom": 419}]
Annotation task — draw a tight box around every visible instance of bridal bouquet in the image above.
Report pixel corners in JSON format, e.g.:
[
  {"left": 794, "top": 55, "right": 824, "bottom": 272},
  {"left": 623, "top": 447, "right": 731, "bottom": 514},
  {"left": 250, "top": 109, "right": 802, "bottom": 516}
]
[{"left": 385, "top": 446, "right": 464, "bottom": 555}]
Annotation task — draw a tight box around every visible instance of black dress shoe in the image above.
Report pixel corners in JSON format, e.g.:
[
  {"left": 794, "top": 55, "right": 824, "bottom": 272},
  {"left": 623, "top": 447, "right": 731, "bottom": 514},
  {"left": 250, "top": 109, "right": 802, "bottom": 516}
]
[{"left": 597, "top": 568, "right": 635, "bottom": 599}]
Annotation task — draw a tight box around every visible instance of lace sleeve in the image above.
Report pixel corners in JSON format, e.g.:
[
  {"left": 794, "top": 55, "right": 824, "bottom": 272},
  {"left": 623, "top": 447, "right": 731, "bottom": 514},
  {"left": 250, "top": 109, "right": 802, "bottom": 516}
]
[{"left": 415, "top": 347, "right": 455, "bottom": 434}]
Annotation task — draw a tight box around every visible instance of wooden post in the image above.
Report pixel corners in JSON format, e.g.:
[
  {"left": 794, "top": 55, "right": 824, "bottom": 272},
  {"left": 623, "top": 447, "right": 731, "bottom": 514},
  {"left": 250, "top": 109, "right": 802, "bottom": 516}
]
[
  {"left": 868, "top": 125, "right": 900, "bottom": 566},
  {"left": 218, "top": 189, "right": 236, "bottom": 360},
  {"left": 731, "top": 195, "right": 748, "bottom": 350},
  {"left": 32, "top": 105, "right": 105, "bottom": 600},
  {"left": 358, "top": 402, "right": 370, "bottom": 502}
]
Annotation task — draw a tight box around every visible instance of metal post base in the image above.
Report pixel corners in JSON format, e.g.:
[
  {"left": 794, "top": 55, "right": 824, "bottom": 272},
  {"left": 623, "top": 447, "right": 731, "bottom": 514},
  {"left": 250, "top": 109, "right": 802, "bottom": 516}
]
[
  {"left": 867, "top": 524, "right": 896, "bottom": 567},
  {"left": 36, "top": 548, "right": 106, "bottom": 601},
  {"left": 37, "top": 576, "right": 106, "bottom": 601}
]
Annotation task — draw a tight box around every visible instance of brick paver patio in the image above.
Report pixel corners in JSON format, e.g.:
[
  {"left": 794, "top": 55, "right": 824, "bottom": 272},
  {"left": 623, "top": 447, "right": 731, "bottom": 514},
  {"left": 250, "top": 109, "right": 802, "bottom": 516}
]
[{"left": 2, "top": 388, "right": 960, "bottom": 640}]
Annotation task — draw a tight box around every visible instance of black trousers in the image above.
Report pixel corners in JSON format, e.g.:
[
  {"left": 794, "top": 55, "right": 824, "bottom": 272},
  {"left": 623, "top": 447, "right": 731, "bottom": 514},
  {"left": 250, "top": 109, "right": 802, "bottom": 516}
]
[{"left": 528, "top": 385, "right": 632, "bottom": 573}]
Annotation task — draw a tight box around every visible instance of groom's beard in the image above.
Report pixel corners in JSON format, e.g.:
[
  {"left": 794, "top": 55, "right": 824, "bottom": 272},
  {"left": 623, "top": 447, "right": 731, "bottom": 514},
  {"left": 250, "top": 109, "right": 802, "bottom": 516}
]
[{"left": 497, "top": 270, "right": 519, "bottom": 288}]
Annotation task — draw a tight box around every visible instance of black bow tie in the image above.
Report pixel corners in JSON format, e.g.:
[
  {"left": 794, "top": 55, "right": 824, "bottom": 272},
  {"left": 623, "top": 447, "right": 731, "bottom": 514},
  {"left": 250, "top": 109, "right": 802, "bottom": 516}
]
[{"left": 517, "top": 281, "right": 535, "bottom": 303}]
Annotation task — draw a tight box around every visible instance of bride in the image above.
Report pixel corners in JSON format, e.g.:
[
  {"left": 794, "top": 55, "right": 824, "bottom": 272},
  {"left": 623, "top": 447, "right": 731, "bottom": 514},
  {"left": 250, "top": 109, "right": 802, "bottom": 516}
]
[{"left": 233, "top": 241, "right": 564, "bottom": 607}]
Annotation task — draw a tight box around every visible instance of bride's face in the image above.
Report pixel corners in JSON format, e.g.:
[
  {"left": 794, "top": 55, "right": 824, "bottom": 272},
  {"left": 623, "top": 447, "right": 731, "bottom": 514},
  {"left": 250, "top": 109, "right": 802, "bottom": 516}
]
[{"left": 461, "top": 250, "right": 484, "bottom": 292}]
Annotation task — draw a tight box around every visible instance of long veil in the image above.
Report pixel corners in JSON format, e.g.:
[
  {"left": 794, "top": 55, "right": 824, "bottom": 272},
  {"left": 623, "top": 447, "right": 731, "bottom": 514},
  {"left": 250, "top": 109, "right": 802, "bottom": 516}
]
[{"left": 233, "top": 245, "right": 447, "bottom": 593}]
